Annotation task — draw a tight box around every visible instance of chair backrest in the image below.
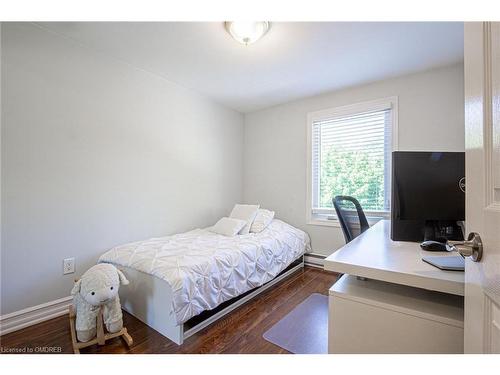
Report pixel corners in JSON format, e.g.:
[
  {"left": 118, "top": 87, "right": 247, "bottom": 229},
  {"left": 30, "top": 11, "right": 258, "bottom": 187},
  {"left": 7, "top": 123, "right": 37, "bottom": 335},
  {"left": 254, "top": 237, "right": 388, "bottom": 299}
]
[{"left": 333, "top": 196, "right": 370, "bottom": 244}]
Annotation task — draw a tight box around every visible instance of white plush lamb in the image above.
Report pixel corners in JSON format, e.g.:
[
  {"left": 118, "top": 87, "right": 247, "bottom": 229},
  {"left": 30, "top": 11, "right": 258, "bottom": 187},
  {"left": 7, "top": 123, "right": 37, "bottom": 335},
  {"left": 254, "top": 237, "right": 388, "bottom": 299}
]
[{"left": 71, "top": 263, "right": 129, "bottom": 342}]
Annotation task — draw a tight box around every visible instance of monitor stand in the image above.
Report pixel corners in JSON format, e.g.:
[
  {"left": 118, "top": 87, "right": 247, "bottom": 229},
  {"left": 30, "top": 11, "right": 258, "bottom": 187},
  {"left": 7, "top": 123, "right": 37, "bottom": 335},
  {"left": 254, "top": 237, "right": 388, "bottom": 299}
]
[{"left": 423, "top": 220, "right": 464, "bottom": 243}]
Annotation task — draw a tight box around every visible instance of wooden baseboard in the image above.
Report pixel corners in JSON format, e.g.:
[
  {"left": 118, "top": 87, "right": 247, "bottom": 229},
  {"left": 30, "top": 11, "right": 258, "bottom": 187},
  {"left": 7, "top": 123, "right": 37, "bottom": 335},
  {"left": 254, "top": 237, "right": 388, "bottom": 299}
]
[{"left": 0, "top": 296, "right": 72, "bottom": 336}]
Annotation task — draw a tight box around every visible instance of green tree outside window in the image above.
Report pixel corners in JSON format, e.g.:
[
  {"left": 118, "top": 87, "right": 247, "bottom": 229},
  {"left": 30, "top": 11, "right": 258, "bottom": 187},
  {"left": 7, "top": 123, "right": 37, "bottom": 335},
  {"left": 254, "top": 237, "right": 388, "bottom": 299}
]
[{"left": 319, "top": 146, "right": 385, "bottom": 211}]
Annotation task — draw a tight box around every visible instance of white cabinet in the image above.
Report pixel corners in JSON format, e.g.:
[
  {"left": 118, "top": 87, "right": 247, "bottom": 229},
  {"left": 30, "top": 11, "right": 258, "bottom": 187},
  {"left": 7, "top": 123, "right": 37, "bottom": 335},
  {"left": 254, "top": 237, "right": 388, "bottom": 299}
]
[{"left": 329, "top": 275, "right": 464, "bottom": 354}]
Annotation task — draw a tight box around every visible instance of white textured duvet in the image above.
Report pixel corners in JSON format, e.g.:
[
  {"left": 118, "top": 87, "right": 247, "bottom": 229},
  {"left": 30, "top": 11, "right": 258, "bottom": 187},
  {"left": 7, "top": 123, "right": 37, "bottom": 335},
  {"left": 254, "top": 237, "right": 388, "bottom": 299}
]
[{"left": 98, "top": 219, "right": 310, "bottom": 325}]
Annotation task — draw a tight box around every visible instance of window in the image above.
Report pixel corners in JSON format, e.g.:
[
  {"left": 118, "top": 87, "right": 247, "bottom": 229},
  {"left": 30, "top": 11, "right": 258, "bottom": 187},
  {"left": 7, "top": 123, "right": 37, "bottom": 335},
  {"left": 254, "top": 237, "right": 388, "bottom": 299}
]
[{"left": 307, "top": 97, "right": 398, "bottom": 225}]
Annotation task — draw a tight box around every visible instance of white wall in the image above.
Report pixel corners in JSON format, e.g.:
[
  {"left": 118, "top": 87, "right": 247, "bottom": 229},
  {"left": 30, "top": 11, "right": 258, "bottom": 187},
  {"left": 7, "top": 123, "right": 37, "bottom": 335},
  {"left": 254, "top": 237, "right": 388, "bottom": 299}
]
[
  {"left": 0, "top": 23, "right": 244, "bottom": 315},
  {"left": 243, "top": 64, "right": 465, "bottom": 256}
]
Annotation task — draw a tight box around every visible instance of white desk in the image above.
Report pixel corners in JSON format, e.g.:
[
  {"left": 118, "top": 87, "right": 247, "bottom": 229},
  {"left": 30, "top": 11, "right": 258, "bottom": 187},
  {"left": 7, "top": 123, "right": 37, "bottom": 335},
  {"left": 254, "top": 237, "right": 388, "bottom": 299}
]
[
  {"left": 324, "top": 220, "right": 465, "bottom": 354},
  {"left": 324, "top": 220, "right": 464, "bottom": 296}
]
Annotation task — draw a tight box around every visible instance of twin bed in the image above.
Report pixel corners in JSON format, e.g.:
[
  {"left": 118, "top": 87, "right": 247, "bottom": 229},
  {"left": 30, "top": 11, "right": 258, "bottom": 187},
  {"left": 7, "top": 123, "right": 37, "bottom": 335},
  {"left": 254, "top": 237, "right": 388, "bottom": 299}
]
[{"left": 98, "top": 218, "right": 310, "bottom": 345}]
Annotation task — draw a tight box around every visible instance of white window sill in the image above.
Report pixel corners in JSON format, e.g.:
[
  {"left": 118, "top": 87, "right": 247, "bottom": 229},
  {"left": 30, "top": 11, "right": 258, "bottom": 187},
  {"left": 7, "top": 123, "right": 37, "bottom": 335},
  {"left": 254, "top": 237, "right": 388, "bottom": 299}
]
[
  {"left": 307, "top": 214, "right": 389, "bottom": 228},
  {"left": 307, "top": 218, "right": 342, "bottom": 228}
]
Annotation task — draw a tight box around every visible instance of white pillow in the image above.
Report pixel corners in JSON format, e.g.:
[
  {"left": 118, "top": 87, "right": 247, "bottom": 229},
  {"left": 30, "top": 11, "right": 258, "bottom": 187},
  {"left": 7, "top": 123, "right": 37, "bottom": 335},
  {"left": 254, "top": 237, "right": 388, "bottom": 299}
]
[
  {"left": 229, "top": 204, "right": 260, "bottom": 235},
  {"left": 250, "top": 209, "right": 275, "bottom": 233},
  {"left": 210, "top": 217, "right": 247, "bottom": 237}
]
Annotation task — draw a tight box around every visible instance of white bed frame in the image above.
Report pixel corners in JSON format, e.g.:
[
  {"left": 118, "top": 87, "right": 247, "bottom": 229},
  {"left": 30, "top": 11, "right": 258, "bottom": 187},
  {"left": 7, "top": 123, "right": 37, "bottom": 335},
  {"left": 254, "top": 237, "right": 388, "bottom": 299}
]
[{"left": 117, "top": 256, "right": 305, "bottom": 345}]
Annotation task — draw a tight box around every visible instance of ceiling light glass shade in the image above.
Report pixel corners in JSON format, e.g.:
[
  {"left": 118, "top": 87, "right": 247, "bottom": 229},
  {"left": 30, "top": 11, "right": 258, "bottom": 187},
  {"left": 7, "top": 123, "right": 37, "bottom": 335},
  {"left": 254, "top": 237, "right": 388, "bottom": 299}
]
[{"left": 225, "top": 22, "right": 270, "bottom": 45}]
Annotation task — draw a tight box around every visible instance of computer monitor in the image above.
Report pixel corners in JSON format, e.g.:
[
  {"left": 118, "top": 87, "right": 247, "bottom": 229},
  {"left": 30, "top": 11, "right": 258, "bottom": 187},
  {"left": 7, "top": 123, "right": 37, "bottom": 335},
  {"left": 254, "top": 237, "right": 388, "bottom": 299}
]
[{"left": 391, "top": 151, "right": 465, "bottom": 242}]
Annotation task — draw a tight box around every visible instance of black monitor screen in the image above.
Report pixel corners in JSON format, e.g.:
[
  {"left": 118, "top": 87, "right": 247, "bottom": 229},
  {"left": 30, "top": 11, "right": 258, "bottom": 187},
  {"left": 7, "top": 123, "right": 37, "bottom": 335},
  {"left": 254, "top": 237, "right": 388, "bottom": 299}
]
[{"left": 392, "top": 151, "right": 465, "bottom": 221}]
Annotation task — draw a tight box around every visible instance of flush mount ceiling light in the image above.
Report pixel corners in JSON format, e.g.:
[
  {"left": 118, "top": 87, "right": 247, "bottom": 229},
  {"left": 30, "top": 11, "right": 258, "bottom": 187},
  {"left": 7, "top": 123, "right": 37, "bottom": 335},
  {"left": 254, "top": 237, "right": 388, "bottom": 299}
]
[{"left": 224, "top": 21, "right": 270, "bottom": 45}]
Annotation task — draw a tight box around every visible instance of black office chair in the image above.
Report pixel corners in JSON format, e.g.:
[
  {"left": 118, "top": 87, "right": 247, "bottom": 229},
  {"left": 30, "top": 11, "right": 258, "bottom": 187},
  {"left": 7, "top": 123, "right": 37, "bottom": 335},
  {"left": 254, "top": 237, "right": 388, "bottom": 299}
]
[{"left": 333, "top": 196, "right": 370, "bottom": 244}]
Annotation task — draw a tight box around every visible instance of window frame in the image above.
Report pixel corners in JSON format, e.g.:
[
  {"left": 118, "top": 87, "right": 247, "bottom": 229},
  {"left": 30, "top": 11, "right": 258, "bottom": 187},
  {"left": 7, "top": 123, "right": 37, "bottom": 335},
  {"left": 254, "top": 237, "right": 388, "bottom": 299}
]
[{"left": 306, "top": 97, "right": 399, "bottom": 227}]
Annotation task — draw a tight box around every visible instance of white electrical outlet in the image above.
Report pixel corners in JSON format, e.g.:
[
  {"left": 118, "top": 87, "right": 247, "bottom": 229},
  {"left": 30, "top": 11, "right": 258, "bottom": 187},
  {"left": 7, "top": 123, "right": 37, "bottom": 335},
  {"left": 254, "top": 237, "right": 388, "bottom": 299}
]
[{"left": 63, "top": 258, "right": 75, "bottom": 275}]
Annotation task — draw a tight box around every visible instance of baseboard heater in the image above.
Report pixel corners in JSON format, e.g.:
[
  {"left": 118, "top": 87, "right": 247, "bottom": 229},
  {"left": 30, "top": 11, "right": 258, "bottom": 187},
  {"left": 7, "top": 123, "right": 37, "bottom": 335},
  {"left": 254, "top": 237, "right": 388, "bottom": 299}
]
[{"left": 304, "top": 252, "right": 326, "bottom": 269}]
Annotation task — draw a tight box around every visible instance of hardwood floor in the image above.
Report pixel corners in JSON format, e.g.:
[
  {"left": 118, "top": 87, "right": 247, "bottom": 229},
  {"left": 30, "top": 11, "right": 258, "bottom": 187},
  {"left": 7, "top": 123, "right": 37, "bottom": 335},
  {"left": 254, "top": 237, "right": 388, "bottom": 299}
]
[{"left": 0, "top": 267, "right": 338, "bottom": 354}]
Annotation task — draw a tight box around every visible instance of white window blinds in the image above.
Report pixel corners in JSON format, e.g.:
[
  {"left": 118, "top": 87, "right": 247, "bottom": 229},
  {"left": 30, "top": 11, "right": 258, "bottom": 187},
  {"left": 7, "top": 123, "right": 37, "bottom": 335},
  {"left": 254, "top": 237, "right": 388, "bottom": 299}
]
[{"left": 311, "top": 106, "right": 393, "bottom": 213}]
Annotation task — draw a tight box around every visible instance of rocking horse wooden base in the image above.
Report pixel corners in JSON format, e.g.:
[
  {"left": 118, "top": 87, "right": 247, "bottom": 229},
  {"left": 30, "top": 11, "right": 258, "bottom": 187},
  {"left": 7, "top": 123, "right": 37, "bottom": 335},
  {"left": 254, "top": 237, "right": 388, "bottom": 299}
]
[{"left": 69, "top": 305, "right": 133, "bottom": 354}]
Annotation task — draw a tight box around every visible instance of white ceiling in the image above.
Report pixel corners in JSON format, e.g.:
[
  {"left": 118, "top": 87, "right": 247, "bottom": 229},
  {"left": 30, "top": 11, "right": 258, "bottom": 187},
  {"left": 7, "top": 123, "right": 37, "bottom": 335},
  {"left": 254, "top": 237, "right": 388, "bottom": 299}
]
[{"left": 37, "top": 22, "right": 464, "bottom": 113}]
